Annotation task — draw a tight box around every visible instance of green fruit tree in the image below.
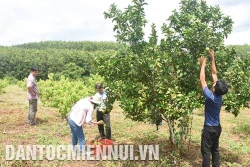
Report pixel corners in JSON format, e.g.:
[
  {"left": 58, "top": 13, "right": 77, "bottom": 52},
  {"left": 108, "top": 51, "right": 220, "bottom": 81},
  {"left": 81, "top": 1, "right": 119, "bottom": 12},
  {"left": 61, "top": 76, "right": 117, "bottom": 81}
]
[{"left": 95, "top": 0, "right": 249, "bottom": 148}]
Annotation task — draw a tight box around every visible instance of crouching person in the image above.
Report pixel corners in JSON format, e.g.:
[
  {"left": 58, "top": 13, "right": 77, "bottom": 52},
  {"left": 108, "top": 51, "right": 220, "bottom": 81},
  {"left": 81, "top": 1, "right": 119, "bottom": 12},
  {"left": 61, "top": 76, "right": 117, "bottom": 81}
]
[{"left": 68, "top": 95, "right": 103, "bottom": 152}]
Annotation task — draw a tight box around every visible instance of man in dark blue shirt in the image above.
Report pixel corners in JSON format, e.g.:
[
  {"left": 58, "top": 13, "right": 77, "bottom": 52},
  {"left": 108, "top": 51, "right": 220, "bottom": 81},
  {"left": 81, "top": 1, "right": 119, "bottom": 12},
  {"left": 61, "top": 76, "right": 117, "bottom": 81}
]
[{"left": 200, "top": 50, "right": 228, "bottom": 167}]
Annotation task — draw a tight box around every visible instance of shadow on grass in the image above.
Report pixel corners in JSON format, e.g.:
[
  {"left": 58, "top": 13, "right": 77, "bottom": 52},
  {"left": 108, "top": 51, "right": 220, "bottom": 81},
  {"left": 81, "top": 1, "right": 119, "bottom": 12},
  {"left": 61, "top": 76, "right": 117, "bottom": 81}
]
[
  {"left": 128, "top": 135, "right": 242, "bottom": 167},
  {"left": 36, "top": 117, "right": 48, "bottom": 124},
  {"left": 181, "top": 141, "right": 241, "bottom": 166}
]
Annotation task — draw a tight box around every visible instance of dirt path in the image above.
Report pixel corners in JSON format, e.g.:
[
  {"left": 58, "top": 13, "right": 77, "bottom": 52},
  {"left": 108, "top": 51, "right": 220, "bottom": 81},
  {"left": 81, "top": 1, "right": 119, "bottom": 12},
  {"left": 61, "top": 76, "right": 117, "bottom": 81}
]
[
  {"left": 0, "top": 85, "right": 58, "bottom": 134},
  {"left": 0, "top": 85, "right": 31, "bottom": 133}
]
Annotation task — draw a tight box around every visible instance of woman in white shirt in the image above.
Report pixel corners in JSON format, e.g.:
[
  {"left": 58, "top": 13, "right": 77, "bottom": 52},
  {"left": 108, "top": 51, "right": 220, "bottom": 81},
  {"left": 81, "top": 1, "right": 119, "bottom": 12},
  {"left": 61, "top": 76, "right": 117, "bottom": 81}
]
[{"left": 68, "top": 95, "right": 102, "bottom": 152}]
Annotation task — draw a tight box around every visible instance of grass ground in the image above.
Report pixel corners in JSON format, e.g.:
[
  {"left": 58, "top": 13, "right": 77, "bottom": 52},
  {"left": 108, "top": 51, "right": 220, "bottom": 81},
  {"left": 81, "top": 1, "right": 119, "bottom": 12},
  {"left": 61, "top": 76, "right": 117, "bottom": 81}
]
[{"left": 0, "top": 85, "right": 249, "bottom": 166}]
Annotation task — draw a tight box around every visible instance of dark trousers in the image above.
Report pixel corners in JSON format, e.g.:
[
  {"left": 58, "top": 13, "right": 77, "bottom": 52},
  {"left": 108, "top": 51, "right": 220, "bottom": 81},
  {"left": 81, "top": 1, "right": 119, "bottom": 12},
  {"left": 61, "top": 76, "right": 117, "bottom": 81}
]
[
  {"left": 201, "top": 124, "right": 222, "bottom": 167},
  {"left": 96, "top": 111, "right": 111, "bottom": 139}
]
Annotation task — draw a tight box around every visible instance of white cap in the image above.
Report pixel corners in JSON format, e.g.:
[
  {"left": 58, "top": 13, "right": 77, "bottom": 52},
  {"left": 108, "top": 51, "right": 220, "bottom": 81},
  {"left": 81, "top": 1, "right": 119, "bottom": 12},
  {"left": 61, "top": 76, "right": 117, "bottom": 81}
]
[{"left": 88, "top": 95, "right": 101, "bottom": 104}]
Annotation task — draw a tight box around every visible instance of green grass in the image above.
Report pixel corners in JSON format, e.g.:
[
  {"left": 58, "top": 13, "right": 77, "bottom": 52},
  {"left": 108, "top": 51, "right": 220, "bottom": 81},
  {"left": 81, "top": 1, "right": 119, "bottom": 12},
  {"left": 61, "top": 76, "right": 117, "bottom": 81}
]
[{"left": 0, "top": 85, "right": 250, "bottom": 166}]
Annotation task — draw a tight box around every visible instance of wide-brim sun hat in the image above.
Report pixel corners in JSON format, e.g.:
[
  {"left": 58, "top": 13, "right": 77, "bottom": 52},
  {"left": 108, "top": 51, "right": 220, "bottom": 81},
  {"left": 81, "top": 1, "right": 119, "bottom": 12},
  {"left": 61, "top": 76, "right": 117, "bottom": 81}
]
[{"left": 88, "top": 95, "right": 101, "bottom": 105}]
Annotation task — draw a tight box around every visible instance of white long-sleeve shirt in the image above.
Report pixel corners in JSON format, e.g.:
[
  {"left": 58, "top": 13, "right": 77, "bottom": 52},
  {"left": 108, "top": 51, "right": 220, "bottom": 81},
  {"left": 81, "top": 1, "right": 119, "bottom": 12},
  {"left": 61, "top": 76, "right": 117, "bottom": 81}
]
[
  {"left": 95, "top": 92, "right": 107, "bottom": 112},
  {"left": 69, "top": 97, "right": 94, "bottom": 126}
]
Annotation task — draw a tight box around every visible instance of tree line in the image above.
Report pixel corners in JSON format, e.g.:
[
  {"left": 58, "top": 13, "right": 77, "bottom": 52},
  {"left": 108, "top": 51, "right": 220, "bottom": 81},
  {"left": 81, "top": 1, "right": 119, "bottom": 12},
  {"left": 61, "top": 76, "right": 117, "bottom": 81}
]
[
  {"left": 12, "top": 40, "right": 121, "bottom": 51},
  {"left": 0, "top": 41, "right": 120, "bottom": 80}
]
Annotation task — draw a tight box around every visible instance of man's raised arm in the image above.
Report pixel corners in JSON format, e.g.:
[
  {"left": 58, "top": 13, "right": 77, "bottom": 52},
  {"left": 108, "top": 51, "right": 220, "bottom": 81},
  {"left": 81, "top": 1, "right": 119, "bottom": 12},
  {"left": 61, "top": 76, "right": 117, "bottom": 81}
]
[
  {"left": 200, "top": 56, "right": 207, "bottom": 90},
  {"left": 209, "top": 50, "right": 218, "bottom": 83}
]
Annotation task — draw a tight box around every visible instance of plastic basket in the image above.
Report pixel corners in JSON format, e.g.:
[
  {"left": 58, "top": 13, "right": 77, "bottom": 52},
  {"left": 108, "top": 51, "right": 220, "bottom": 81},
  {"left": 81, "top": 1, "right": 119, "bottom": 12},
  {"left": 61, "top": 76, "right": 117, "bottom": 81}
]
[{"left": 90, "top": 139, "right": 113, "bottom": 155}]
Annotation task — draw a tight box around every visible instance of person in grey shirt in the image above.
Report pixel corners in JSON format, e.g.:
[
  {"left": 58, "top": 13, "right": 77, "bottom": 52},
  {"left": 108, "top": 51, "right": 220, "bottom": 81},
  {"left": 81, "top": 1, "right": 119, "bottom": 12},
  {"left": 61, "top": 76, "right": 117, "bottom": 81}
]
[
  {"left": 95, "top": 83, "right": 111, "bottom": 139},
  {"left": 27, "top": 66, "right": 39, "bottom": 126}
]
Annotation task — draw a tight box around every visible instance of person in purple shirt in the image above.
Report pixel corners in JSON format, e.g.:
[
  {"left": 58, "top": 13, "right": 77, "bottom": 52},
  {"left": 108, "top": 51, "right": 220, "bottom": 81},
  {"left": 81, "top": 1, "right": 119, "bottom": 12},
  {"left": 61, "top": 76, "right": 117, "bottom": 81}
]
[{"left": 199, "top": 50, "right": 228, "bottom": 167}]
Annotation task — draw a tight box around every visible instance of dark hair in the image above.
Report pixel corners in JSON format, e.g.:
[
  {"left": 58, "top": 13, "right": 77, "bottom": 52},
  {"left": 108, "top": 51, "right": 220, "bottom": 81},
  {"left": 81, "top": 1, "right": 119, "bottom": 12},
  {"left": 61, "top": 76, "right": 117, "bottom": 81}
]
[
  {"left": 31, "top": 66, "right": 38, "bottom": 71},
  {"left": 95, "top": 83, "right": 103, "bottom": 89},
  {"left": 214, "top": 80, "right": 228, "bottom": 95}
]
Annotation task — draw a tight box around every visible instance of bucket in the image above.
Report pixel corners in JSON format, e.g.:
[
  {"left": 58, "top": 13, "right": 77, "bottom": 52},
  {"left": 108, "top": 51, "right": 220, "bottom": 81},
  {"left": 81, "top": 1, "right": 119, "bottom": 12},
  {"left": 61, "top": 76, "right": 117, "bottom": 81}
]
[{"left": 90, "top": 139, "right": 113, "bottom": 155}]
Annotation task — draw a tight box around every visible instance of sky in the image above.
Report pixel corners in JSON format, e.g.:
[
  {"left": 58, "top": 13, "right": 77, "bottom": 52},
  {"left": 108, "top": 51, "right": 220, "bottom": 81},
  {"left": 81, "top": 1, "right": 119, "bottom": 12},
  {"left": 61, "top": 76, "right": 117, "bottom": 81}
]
[{"left": 0, "top": 0, "right": 249, "bottom": 46}]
